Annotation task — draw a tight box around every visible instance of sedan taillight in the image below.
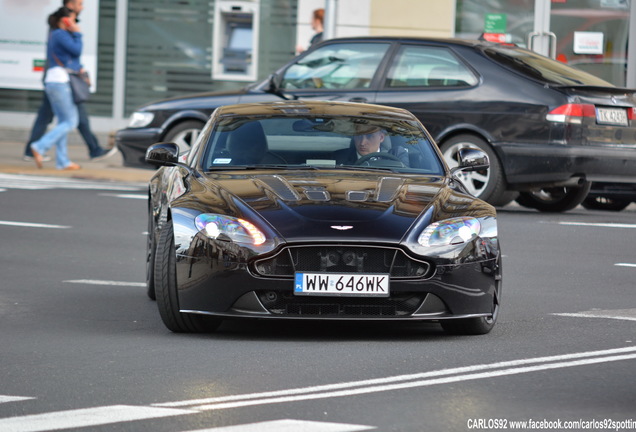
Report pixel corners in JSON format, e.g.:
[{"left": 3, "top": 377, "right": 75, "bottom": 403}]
[{"left": 546, "top": 104, "right": 596, "bottom": 124}]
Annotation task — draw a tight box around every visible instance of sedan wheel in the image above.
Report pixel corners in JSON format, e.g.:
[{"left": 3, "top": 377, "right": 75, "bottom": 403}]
[
  {"left": 164, "top": 121, "right": 205, "bottom": 154},
  {"left": 581, "top": 196, "right": 631, "bottom": 212},
  {"left": 154, "top": 219, "right": 222, "bottom": 333},
  {"left": 440, "top": 135, "right": 517, "bottom": 207},
  {"left": 515, "top": 182, "right": 591, "bottom": 212}
]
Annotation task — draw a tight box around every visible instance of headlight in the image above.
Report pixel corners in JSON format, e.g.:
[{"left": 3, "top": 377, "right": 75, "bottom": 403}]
[
  {"left": 194, "top": 214, "right": 266, "bottom": 246},
  {"left": 418, "top": 217, "right": 481, "bottom": 247},
  {"left": 128, "top": 111, "right": 155, "bottom": 128}
]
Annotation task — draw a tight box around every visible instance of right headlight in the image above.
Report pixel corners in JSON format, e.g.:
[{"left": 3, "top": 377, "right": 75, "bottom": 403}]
[
  {"left": 128, "top": 111, "right": 155, "bottom": 128},
  {"left": 418, "top": 217, "right": 481, "bottom": 247}
]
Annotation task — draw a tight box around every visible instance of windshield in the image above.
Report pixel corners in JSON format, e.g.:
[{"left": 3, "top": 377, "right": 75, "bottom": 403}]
[
  {"left": 484, "top": 45, "right": 613, "bottom": 87},
  {"left": 201, "top": 115, "right": 444, "bottom": 175}
]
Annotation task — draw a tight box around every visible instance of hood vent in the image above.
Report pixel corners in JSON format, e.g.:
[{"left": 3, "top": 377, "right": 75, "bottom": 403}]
[{"left": 257, "top": 175, "right": 301, "bottom": 201}]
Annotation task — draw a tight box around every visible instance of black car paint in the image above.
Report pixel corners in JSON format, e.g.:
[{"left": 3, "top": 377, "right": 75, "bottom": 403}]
[
  {"left": 146, "top": 101, "right": 501, "bottom": 332},
  {"left": 151, "top": 169, "right": 499, "bottom": 319}
]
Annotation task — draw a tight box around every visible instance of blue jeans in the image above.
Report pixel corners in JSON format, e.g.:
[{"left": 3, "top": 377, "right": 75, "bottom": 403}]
[
  {"left": 30, "top": 82, "right": 79, "bottom": 169},
  {"left": 24, "top": 93, "right": 102, "bottom": 158}
]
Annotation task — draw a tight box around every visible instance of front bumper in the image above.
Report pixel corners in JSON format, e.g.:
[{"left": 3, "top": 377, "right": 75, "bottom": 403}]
[
  {"left": 173, "top": 242, "right": 501, "bottom": 321},
  {"left": 115, "top": 128, "right": 162, "bottom": 169}
]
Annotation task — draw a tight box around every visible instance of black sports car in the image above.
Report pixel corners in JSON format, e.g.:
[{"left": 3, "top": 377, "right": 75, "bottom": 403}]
[{"left": 146, "top": 101, "right": 501, "bottom": 335}]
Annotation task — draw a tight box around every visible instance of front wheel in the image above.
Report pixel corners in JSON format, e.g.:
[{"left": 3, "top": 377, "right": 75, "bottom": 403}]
[
  {"left": 441, "top": 261, "right": 501, "bottom": 336},
  {"left": 440, "top": 135, "right": 517, "bottom": 207},
  {"left": 516, "top": 182, "right": 591, "bottom": 212},
  {"left": 154, "top": 219, "right": 222, "bottom": 333}
]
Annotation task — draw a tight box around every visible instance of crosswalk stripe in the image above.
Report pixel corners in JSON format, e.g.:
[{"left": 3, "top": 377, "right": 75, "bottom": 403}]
[
  {"left": 0, "top": 405, "right": 196, "bottom": 432},
  {"left": 182, "top": 419, "right": 374, "bottom": 432}
]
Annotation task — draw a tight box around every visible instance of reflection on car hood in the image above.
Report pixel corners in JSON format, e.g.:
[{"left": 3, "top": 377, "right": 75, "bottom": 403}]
[
  {"left": 180, "top": 171, "right": 492, "bottom": 241},
  {"left": 141, "top": 89, "right": 248, "bottom": 111}
]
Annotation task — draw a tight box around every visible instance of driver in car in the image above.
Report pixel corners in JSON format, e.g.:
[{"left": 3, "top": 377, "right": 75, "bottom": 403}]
[{"left": 335, "top": 127, "right": 409, "bottom": 166}]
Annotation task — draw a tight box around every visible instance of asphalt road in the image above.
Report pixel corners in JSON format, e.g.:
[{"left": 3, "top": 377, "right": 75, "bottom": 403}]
[{"left": 1, "top": 173, "right": 635, "bottom": 432}]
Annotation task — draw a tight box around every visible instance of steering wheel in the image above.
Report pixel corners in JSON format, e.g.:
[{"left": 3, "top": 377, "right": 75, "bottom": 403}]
[{"left": 355, "top": 152, "right": 405, "bottom": 167}]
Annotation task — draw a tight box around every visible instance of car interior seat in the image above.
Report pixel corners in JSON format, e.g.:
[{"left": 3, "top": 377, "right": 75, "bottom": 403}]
[{"left": 227, "top": 122, "right": 285, "bottom": 165}]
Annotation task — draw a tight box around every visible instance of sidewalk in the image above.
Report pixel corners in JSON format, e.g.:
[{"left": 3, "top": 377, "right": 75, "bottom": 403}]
[{"left": 0, "top": 136, "right": 154, "bottom": 183}]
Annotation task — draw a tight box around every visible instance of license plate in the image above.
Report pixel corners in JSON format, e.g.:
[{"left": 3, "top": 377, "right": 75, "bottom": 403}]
[
  {"left": 294, "top": 272, "right": 390, "bottom": 297},
  {"left": 596, "top": 108, "right": 628, "bottom": 126}
]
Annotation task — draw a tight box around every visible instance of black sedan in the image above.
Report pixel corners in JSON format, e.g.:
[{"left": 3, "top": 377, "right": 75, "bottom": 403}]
[
  {"left": 145, "top": 101, "right": 501, "bottom": 335},
  {"left": 118, "top": 36, "right": 636, "bottom": 212}
]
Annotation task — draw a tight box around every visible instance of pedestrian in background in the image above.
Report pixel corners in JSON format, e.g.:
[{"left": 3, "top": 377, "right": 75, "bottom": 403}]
[
  {"left": 296, "top": 8, "right": 324, "bottom": 54},
  {"left": 24, "top": 0, "right": 116, "bottom": 163},
  {"left": 30, "top": 7, "right": 82, "bottom": 170}
]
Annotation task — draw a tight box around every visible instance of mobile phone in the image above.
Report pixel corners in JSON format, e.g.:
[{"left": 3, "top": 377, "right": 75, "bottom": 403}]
[{"left": 62, "top": 17, "right": 72, "bottom": 27}]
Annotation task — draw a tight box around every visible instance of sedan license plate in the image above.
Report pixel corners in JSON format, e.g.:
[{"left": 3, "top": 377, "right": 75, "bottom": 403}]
[
  {"left": 294, "top": 273, "right": 390, "bottom": 297},
  {"left": 596, "top": 108, "right": 628, "bottom": 126}
]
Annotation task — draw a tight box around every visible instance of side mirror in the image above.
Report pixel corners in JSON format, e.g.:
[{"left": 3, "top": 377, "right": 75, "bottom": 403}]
[
  {"left": 451, "top": 148, "right": 489, "bottom": 173},
  {"left": 145, "top": 142, "right": 179, "bottom": 167}
]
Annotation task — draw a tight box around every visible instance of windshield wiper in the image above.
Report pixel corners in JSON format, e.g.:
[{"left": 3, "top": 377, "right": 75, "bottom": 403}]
[
  {"left": 334, "top": 165, "right": 400, "bottom": 173},
  {"left": 206, "top": 164, "right": 319, "bottom": 171}
]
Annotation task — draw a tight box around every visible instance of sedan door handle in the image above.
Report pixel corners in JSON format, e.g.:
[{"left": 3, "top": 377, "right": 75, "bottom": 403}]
[{"left": 349, "top": 97, "right": 368, "bottom": 103}]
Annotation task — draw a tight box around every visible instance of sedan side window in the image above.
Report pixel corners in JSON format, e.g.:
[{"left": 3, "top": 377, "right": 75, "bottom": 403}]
[
  {"left": 281, "top": 43, "right": 390, "bottom": 90},
  {"left": 386, "top": 45, "right": 478, "bottom": 88}
]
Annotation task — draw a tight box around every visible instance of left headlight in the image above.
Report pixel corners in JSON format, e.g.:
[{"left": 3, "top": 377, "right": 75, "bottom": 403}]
[
  {"left": 418, "top": 217, "right": 481, "bottom": 247},
  {"left": 128, "top": 111, "right": 155, "bottom": 128},
  {"left": 195, "top": 214, "right": 266, "bottom": 246}
]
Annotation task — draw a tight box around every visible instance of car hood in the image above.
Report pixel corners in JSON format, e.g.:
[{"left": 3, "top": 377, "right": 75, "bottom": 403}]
[
  {"left": 178, "top": 171, "right": 493, "bottom": 242},
  {"left": 140, "top": 89, "right": 250, "bottom": 112}
]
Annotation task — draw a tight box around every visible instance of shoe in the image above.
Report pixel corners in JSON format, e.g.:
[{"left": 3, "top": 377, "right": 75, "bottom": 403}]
[
  {"left": 62, "top": 162, "right": 81, "bottom": 171},
  {"left": 91, "top": 147, "right": 118, "bottom": 161},
  {"left": 31, "top": 149, "right": 44, "bottom": 169},
  {"left": 23, "top": 155, "right": 51, "bottom": 162}
]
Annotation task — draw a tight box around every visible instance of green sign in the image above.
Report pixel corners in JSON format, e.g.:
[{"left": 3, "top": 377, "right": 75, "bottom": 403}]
[{"left": 484, "top": 13, "right": 507, "bottom": 34}]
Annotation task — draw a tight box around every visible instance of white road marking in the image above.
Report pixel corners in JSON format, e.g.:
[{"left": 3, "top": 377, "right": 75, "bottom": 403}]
[
  {"left": 558, "top": 221, "right": 636, "bottom": 229},
  {"left": 0, "top": 220, "right": 70, "bottom": 229},
  {"left": 616, "top": 263, "right": 636, "bottom": 268},
  {"left": 64, "top": 279, "right": 146, "bottom": 287},
  {"left": 554, "top": 309, "right": 636, "bottom": 322},
  {"left": 0, "top": 396, "right": 35, "bottom": 404},
  {"left": 155, "top": 346, "right": 636, "bottom": 411},
  {"left": 182, "top": 419, "right": 374, "bottom": 432},
  {"left": 0, "top": 405, "right": 196, "bottom": 432},
  {"left": 3, "top": 347, "right": 636, "bottom": 430},
  {"left": 99, "top": 193, "right": 147, "bottom": 199},
  {"left": 0, "top": 173, "right": 143, "bottom": 191}
]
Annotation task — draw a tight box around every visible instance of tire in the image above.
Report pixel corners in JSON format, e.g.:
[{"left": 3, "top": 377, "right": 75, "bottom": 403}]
[
  {"left": 163, "top": 120, "right": 205, "bottom": 154},
  {"left": 441, "top": 258, "right": 502, "bottom": 336},
  {"left": 154, "top": 219, "right": 222, "bottom": 333},
  {"left": 581, "top": 196, "right": 631, "bottom": 212},
  {"left": 515, "top": 182, "right": 592, "bottom": 212},
  {"left": 146, "top": 208, "right": 156, "bottom": 301},
  {"left": 440, "top": 135, "right": 517, "bottom": 207}
]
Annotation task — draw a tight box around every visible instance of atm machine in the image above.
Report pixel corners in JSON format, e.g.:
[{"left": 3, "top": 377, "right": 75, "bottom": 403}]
[{"left": 212, "top": 0, "right": 260, "bottom": 81}]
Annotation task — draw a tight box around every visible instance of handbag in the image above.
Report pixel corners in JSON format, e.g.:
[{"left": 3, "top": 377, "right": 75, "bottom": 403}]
[
  {"left": 67, "top": 71, "right": 90, "bottom": 104},
  {"left": 53, "top": 54, "right": 91, "bottom": 104}
]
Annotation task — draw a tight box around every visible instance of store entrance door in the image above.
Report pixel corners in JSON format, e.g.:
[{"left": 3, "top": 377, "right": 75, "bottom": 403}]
[{"left": 455, "top": 0, "right": 633, "bottom": 87}]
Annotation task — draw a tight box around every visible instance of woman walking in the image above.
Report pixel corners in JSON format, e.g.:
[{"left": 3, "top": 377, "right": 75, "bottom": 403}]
[{"left": 30, "top": 7, "right": 82, "bottom": 170}]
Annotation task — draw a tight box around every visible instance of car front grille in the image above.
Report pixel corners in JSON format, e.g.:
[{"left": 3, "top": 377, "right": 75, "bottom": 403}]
[
  {"left": 256, "top": 290, "right": 426, "bottom": 317},
  {"left": 254, "top": 245, "right": 431, "bottom": 279}
]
